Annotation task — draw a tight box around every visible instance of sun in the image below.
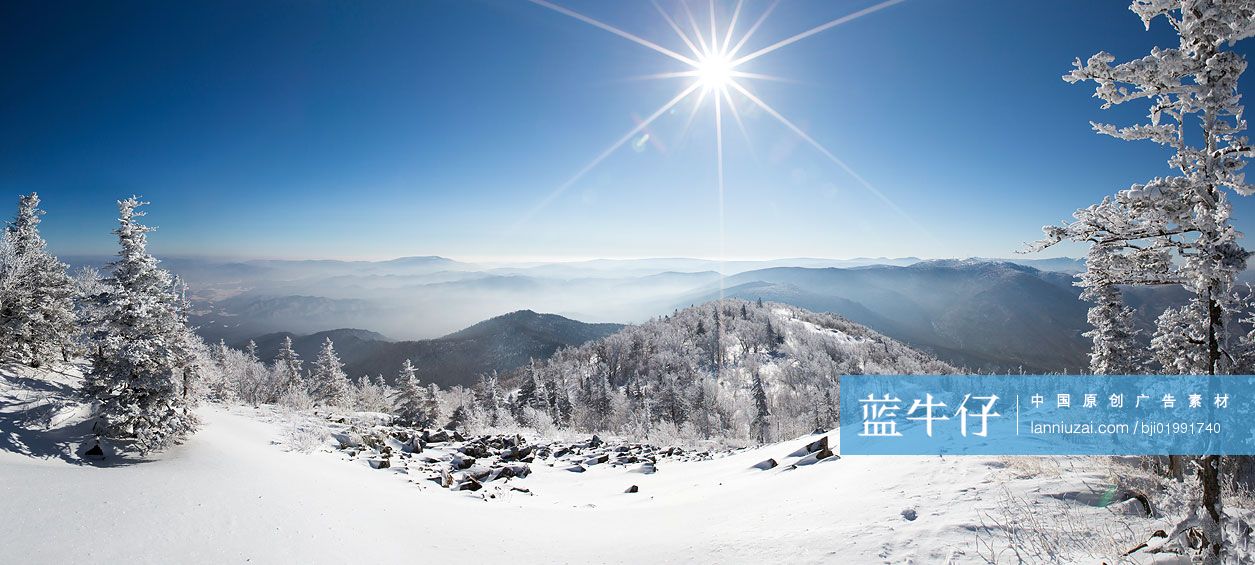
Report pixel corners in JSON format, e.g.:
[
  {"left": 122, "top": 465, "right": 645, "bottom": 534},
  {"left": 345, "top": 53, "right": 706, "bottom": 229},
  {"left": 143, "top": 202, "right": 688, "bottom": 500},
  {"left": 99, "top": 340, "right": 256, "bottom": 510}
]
[
  {"left": 695, "top": 53, "right": 734, "bottom": 90},
  {"left": 521, "top": 0, "right": 913, "bottom": 233}
]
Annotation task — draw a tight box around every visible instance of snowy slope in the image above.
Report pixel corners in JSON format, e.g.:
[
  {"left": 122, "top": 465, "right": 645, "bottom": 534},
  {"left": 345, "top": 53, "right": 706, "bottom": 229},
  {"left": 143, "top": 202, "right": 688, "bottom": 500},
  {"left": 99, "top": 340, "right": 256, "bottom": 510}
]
[{"left": 0, "top": 365, "right": 1202, "bottom": 563}]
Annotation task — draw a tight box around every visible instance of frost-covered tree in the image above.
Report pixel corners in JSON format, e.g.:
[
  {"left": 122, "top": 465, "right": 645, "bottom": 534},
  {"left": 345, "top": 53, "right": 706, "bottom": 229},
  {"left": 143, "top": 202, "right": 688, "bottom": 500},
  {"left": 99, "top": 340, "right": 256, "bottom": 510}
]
[
  {"left": 0, "top": 193, "right": 78, "bottom": 366},
  {"left": 478, "top": 372, "right": 508, "bottom": 427},
  {"left": 750, "top": 370, "right": 770, "bottom": 442},
  {"left": 353, "top": 374, "right": 392, "bottom": 413},
  {"left": 1078, "top": 244, "right": 1150, "bottom": 374},
  {"left": 271, "top": 336, "right": 304, "bottom": 402},
  {"left": 83, "top": 197, "right": 199, "bottom": 453},
  {"left": 1028, "top": 2, "right": 1255, "bottom": 558},
  {"left": 395, "top": 359, "right": 432, "bottom": 426},
  {"left": 308, "top": 337, "right": 351, "bottom": 407}
]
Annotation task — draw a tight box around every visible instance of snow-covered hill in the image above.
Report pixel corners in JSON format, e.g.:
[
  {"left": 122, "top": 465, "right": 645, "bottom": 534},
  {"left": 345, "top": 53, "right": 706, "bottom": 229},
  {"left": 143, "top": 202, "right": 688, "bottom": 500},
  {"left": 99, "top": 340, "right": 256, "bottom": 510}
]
[
  {"left": 1, "top": 363, "right": 1204, "bottom": 564},
  {"left": 516, "top": 300, "right": 956, "bottom": 442}
]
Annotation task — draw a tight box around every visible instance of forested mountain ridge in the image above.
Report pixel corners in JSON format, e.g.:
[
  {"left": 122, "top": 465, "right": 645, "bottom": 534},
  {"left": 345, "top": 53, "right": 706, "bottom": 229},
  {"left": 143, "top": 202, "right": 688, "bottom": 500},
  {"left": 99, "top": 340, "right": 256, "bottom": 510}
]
[
  {"left": 508, "top": 299, "right": 956, "bottom": 442},
  {"left": 241, "top": 310, "right": 623, "bottom": 388}
]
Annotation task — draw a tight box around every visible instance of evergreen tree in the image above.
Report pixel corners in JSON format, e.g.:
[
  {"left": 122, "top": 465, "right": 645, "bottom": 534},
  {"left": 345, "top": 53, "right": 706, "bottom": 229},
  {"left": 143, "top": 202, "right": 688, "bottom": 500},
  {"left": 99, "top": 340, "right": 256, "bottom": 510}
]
[
  {"left": 1027, "top": 2, "right": 1255, "bottom": 557},
  {"left": 0, "top": 193, "right": 78, "bottom": 366},
  {"left": 83, "top": 197, "right": 199, "bottom": 453},
  {"left": 479, "top": 372, "right": 504, "bottom": 426},
  {"left": 1078, "top": 244, "right": 1149, "bottom": 374},
  {"left": 423, "top": 383, "right": 441, "bottom": 426},
  {"left": 751, "top": 370, "right": 770, "bottom": 443},
  {"left": 395, "top": 359, "right": 430, "bottom": 426},
  {"left": 514, "top": 360, "right": 547, "bottom": 412},
  {"left": 308, "top": 337, "right": 351, "bottom": 407},
  {"left": 271, "top": 336, "right": 304, "bottom": 401}
]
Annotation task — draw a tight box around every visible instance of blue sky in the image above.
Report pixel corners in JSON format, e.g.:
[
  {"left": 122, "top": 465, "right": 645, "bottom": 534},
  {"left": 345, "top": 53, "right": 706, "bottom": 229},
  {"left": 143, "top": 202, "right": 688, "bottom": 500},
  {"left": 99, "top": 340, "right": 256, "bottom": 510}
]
[{"left": 1, "top": 0, "right": 1251, "bottom": 261}]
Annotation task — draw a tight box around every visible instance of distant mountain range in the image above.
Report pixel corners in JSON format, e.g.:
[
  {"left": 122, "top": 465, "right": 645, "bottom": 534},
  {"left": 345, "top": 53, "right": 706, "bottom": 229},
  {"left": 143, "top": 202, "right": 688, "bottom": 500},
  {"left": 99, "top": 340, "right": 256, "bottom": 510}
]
[
  {"left": 240, "top": 310, "right": 623, "bottom": 388},
  {"left": 681, "top": 260, "right": 1186, "bottom": 373},
  {"left": 65, "top": 253, "right": 1192, "bottom": 373}
]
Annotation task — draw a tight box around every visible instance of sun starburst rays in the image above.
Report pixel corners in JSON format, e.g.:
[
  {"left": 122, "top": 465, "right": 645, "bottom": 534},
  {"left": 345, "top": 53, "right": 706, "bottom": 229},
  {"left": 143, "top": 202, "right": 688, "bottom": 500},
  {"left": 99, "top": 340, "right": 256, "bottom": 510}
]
[{"left": 523, "top": 0, "right": 917, "bottom": 237}]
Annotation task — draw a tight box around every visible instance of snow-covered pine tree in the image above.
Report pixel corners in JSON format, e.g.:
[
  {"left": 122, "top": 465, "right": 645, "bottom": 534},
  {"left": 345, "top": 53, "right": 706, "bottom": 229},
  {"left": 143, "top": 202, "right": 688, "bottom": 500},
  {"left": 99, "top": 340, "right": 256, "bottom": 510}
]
[
  {"left": 83, "top": 197, "right": 200, "bottom": 453},
  {"left": 308, "top": 337, "right": 351, "bottom": 407},
  {"left": 0, "top": 193, "right": 78, "bottom": 367},
  {"left": 751, "top": 369, "right": 770, "bottom": 443},
  {"left": 479, "top": 372, "right": 505, "bottom": 426},
  {"left": 423, "top": 383, "right": 441, "bottom": 426},
  {"left": 271, "top": 336, "right": 304, "bottom": 402},
  {"left": 1027, "top": 2, "right": 1255, "bottom": 558},
  {"left": 1078, "top": 243, "right": 1149, "bottom": 374},
  {"left": 395, "top": 359, "right": 430, "bottom": 425},
  {"left": 0, "top": 231, "right": 28, "bottom": 345}
]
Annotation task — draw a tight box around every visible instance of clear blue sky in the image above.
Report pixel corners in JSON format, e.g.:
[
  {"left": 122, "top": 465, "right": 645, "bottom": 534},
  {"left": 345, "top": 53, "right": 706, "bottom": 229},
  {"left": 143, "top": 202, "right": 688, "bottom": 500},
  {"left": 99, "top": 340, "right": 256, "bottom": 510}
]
[{"left": 2, "top": 0, "right": 1251, "bottom": 261}]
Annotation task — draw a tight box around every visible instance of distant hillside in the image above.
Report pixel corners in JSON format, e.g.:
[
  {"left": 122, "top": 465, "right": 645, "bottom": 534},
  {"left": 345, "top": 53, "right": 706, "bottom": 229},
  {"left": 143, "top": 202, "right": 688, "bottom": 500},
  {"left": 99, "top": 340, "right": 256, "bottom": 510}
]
[
  {"left": 238, "top": 310, "right": 623, "bottom": 388},
  {"left": 683, "top": 260, "right": 1190, "bottom": 373},
  {"left": 524, "top": 299, "right": 956, "bottom": 440},
  {"left": 684, "top": 261, "right": 1088, "bottom": 372}
]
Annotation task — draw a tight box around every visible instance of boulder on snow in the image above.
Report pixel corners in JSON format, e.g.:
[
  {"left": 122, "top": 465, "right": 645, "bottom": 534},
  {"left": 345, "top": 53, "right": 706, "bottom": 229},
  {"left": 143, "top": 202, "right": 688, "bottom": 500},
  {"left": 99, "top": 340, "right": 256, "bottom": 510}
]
[
  {"left": 449, "top": 453, "right": 476, "bottom": 470},
  {"left": 791, "top": 448, "right": 837, "bottom": 467},
  {"left": 483, "top": 464, "right": 531, "bottom": 482},
  {"left": 425, "top": 430, "right": 450, "bottom": 443},
  {"left": 629, "top": 463, "right": 657, "bottom": 474},
  {"left": 624, "top": 485, "right": 639, "bottom": 493},
  {"left": 84, "top": 443, "right": 105, "bottom": 459},
  {"left": 584, "top": 453, "right": 609, "bottom": 466},
  {"left": 589, "top": 435, "right": 604, "bottom": 448},
  {"left": 459, "top": 441, "right": 491, "bottom": 458},
  {"left": 464, "top": 464, "right": 494, "bottom": 481},
  {"left": 751, "top": 458, "right": 778, "bottom": 471},
  {"left": 788, "top": 436, "right": 829, "bottom": 458},
  {"left": 901, "top": 508, "right": 917, "bottom": 521},
  {"left": 368, "top": 459, "right": 391, "bottom": 470},
  {"left": 456, "top": 477, "right": 483, "bottom": 492},
  {"left": 565, "top": 464, "right": 587, "bottom": 473},
  {"left": 332, "top": 432, "right": 362, "bottom": 449}
]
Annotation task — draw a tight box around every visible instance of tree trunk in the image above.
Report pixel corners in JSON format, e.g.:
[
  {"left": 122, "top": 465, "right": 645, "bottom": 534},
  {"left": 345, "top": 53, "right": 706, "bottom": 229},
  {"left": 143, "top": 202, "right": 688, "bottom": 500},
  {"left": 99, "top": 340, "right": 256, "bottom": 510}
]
[{"left": 1201, "top": 293, "right": 1223, "bottom": 561}]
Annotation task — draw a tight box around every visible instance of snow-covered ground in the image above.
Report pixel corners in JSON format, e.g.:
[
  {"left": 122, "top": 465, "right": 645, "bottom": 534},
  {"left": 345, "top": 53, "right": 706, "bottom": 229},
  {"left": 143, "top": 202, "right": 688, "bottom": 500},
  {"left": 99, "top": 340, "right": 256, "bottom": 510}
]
[{"left": 0, "top": 364, "right": 1193, "bottom": 563}]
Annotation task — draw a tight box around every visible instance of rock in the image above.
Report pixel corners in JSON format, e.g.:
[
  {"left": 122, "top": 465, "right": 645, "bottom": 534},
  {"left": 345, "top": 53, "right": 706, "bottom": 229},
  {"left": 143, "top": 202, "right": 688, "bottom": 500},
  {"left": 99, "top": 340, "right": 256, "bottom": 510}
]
[
  {"left": 332, "top": 432, "right": 362, "bottom": 449},
  {"left": 625, "top": 485, "right": 639, "bottom": 493},
  {"left": 409, "top": 436, "right": 425, "bottom": 453},
  {"left": 584, "top": 453, "right": 609, "bottom": 466},
  {"left": 901, "top": 508, "right": 917, "bottom": 521},
  {"left": 464, "top": 465, "right": 494, "bottom": 481},
  {"left": 368, "top": 459, "right": 391, "bottom": 470},
  {"left": 1119, "top": 490, "right": 1153, "bottom": 517},
  {"left": 494, "top": 464, "right": 531, "bottom": 480},
  {"left": 426, "top": 430, "right": 450, "bottom": 443},
  {"left": 456, "top": 477, "right": 482, "bottom": 492},
  {"left": 589, "top": 435, "right": 604, "bottom": 448},
  {"left": 450, "top": 453, "right": 476, "bottom": 470},
  {"left": 788, "top": 436, "right": 830, "bottom": 458},
  {"left": 630, "top": 463, "right": 657, "bottom": 474},
  {"left": 565, "top": 464, "right": 587, "bottom": 473},
  {"left": 792, "top": 448, "right": 837, "bottom": 467},
  {"left": 84, "top": 443, "right": 105, "bottom": 459},
  {"left": 459, "top": 440, "right": 490, "bottom": 458},
  {"left": 752, "top": 458, "right": 777, "bottom": 470}
]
